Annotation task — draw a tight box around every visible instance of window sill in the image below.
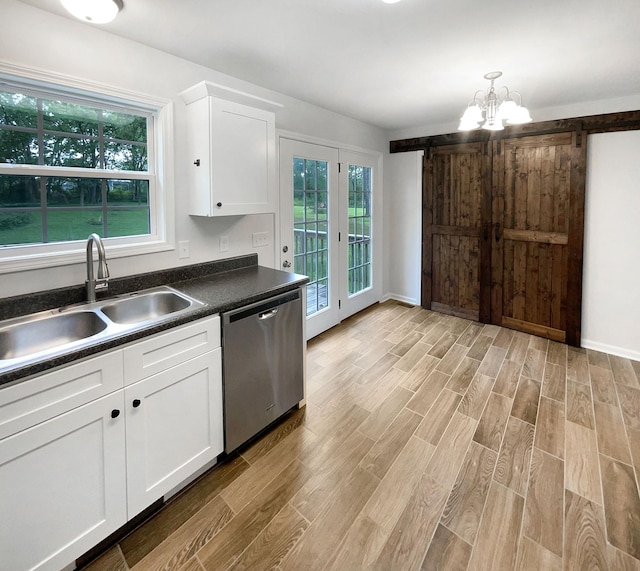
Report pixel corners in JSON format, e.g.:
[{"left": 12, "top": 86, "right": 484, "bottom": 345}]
[{"left": 0, "top": 238, "right": 174, "bottom": 274}]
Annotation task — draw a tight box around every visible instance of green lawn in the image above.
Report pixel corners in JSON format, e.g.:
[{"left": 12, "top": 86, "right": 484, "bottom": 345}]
[
  {"left": 293, "top": 205, "right": 371, "bottom": 237},
  {"left": 0, "top": 208, "right": 149, "bottom": 245}
]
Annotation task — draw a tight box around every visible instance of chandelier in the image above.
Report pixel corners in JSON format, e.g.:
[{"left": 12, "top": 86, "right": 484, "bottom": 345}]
[{"left": 458, "top": 71, "right": 532, "bottom": 131}]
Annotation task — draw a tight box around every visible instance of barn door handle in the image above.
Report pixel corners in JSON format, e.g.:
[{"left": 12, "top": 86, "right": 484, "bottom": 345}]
[{"left": 494, "top": 222, "right": 501, "bottom": 242}]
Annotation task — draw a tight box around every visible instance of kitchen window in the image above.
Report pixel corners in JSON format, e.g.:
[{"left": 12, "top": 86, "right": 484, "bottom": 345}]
[{"left": 0, "top": 69, "right": 173, "bottom": 272}]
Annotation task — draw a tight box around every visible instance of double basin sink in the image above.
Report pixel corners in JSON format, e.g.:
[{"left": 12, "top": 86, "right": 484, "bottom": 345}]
[{"left": 0, "top": 286, "right": 205, "bottom": 374}]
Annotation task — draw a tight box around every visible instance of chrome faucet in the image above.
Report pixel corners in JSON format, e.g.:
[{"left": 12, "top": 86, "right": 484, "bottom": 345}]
[{"left": 86, "top": 233, "right": 110, "bottom": 302}]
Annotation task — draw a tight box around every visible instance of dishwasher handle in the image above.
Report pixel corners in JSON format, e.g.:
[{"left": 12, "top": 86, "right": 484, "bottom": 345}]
[
  {"left": 258, "top": 308, "right": 279, "bottom": 320},
  {"left": 224, "top": 289, "right": 301, "bottom": 324}
]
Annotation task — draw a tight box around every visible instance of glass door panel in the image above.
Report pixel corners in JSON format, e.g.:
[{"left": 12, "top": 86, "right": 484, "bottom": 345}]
[
  {"left": 279, "top": 139, "right": 340, "bottom": 339},
  {"left": 347, "top": 164, "right": 372, "bottom": 296},
  {"left": 339, "top": 150, "right": 381, "bottom": 318},
  {"left": 293, "top": 157, "right": 329, "bottom": 316}
]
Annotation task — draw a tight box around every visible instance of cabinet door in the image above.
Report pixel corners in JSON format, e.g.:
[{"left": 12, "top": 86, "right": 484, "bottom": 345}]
[
  {"left": 423, "top": 143, "right": 492, "bottom": 321},
  {"left": 0, "top": 392, "right": 126, "bottom": 571},
  {"left": 492, "top": 133, "right": 585, "bottom": 343},
  {"left": 210, "top": 98, "right": 275, "bottom": 215},
  {"left": 186, "top": 96, "right": 276, "bottom": 217},
  {"left": 125, "top": 349, "right": 223, "bottom": 517}
]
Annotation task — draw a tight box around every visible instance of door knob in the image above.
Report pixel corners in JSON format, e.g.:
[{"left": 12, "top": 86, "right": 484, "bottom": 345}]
[{"left": 282, "top": 245, "right": 288, "bottom": 253}]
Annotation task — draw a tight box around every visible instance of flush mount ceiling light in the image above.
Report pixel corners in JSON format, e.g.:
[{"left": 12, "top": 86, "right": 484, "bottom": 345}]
[
  {"left": 61, "top": 0, "right": 123, "bottom": 24},
  {"left": 382, "top": 0, "right": 402, "bottom": 4},
  {"left": 458, "top": 71, "right": 532, "bottom": 131}
]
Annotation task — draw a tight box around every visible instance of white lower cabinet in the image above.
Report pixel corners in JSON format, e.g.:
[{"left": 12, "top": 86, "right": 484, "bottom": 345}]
[
  {"left": 125, "top": 348, "right": 223, "bottom": 516},
  {"left": 0, "top": 315, "right": 223, "bottom": 571},
  {"left": 0, "top": 391, "right": 127, "bottom": 571}
]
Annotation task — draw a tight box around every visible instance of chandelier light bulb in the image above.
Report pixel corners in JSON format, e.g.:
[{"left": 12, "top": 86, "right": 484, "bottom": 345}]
[
  {"left": 61, "top": 0, "right": 123, "bottom": 24},
  {"left": 506, "top": 105, "right": 533, "bottom": 125},
  {"left": 497, "top": 99, "right": 518, "bottom": 122}
]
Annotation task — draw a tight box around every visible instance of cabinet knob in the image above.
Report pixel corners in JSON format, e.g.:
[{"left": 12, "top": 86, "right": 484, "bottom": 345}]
[
  {"left": 216, "top": 202, "right": 223, "bottom": 208},
  {"left": 132, "top": 399, "right": 141, "bottom": 408},
  {"left": 111, "top": 409, "right": 120, "bottom": 419},
  {"left": 194, "top": 159, "right": 201, "bottom": 166}
]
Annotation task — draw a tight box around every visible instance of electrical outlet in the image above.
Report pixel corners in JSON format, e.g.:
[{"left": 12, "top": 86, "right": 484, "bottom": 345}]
[
  {"left": 178, "top": 240, "right": 190, "bottom": 259},
  {"left": 219, "top": 235, "right": 229, "bottom": 252},
  {"left": 252, "top": 231, "right": 269, "bottom": 247}
]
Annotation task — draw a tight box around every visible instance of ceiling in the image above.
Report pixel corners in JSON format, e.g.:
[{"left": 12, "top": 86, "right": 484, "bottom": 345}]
[{"left": 17, "top": 0, "right": 640, "bottom": 131}]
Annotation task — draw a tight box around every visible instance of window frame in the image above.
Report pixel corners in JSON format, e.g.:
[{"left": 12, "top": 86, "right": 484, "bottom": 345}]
[{"left": 0, "top": 64, "right": 174, "bottom": 273}]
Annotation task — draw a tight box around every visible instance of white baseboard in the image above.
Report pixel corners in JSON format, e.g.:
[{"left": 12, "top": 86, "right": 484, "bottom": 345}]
[
  {"left": 381, "top": 293, "right": 420, "bottom": 306},
  {"left": 581, "top": 338, "right": 640, "bottom": 362}
]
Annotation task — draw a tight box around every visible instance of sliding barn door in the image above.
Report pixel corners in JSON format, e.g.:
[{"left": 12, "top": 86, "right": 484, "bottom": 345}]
[
  {"left": 423, "top": 143, "right": 491, "bottom": 321},
  {"left": 491, "top": 132, "right": 586, "bottom": 344}
]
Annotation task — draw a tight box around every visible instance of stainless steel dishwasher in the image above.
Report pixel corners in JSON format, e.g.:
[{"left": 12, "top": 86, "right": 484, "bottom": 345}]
[{"left": 221, "top": 288, "right": 304, "bottom": 453}]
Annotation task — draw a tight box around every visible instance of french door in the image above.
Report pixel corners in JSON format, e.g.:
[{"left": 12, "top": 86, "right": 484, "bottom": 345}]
[{"left": 279, "top": 138, "right": 380, "bottom": 339}]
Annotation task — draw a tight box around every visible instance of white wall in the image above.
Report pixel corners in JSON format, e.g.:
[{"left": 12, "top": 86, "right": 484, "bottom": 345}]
[
  {"left": 0, "top": 0, "right": 387, "bottom": 298},
  {"left": 383, "top": 151, "right": 423, "bottom": 305},
  {"left": 582, "top": 131, "right": 640, "bottom": 360}
]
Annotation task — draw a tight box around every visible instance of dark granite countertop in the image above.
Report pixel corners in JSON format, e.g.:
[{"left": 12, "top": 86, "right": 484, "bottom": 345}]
[{"left": 0, "top": 254, "right": 308, "bottom": 387}]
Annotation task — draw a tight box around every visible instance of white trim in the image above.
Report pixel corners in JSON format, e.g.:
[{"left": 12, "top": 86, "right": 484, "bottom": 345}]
[
  {"left": 0, "top": 62, "right": 168, "bottom": 110},
  {"left": 180, "top": 80, "right": 284, "bottom": 113},
  {"left": 277, "top": 129, "right": 382, "bottom": 158},
  {"left": 580, "top": 338, "right": 640, "bottom": 362},
  {"left": 0, "top": 239, "right": 174, "bottom": 272},
  {"left": 382, "top": 293, "right": 420, "bottom": 306},
  {"left": 0, "top": 64, "right": 176, "bottom": 272},
  {"left": 0, "top": 164, "right": 153, "bottom": 179}
]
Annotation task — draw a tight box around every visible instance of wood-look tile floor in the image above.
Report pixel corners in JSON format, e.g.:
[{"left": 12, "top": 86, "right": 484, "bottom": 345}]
[{"left": 83, "top": 301, "right": 640, "bottom": 571}]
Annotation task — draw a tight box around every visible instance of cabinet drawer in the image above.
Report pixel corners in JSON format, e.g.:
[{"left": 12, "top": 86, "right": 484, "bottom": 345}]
[
  {"left": 123, "top": 315, "right": 220, "bottom": 385},
  {"left": 0, "top": 350, "right": 123, "bottom": 440}
]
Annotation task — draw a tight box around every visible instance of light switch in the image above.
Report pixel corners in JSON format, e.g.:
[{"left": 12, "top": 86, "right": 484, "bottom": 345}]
[{"left": 252, "top": 232, "right": 269, "bottom": 247}]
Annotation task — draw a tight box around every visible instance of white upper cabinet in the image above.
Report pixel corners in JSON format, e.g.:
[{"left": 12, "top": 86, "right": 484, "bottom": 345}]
[{"left": 180, "top": 81, "right": 283, "bottom": 216}]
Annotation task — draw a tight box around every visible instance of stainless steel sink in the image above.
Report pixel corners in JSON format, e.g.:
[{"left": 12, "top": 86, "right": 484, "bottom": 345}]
[
  {"left": 100, "top": 289, "right": 195, "bottom": 324},
  {"left": 0, "top": 311, "right": 108, "bottom": 360},
  {"left": 0, "top": 286, "right": 205, "bottom": 374}
]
